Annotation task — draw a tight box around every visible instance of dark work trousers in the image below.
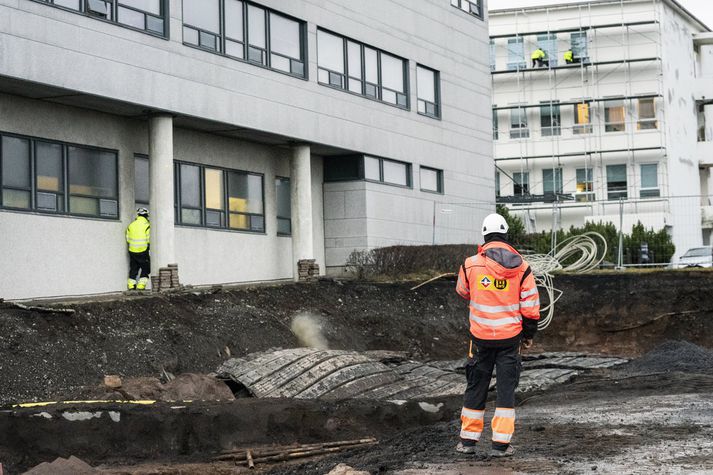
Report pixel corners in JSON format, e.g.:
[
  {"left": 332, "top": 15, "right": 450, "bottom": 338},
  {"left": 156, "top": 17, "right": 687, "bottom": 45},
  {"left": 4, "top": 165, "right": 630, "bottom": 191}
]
[
  {"left": 463, "top": 340, "right": 522, "bottom": 448},
  {"left": 128, "top": 251, "right": 151, "bottom": 280}
]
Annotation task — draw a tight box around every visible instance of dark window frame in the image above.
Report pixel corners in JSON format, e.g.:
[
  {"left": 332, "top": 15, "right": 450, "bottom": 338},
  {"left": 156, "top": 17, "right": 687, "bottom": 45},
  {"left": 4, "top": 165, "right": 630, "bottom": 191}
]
[
  {"left": 316, "top": 27, "right": 410, "bottom": 111},
  {"left": 182, "top": 0, "right": 308, "bottom": 80},
  {"left": 575, "top": 167, "right": 595, "bottom": 202},
  {"left": 542, "top": 167, "right": 563, "bottom": 195},
  {"left": 450, "top": 0, "right": 484, "bottom": 20},
  {"left": 275, "top": 175, "right": 291, "bottom": 236},
  {"left": 540, "top": 100, "right": 561, "bottom": 137},
  {"left": 173, "top": 160, "right": 266, "bottom": 234},
  {"left": 32, "top": 0, "right": 169, "bottom": 39},
  {"left": 0, "top": 131, "right": 119, "bottom": 220},
  {"left": 134, "top": 154, "right": 150, "bottom": 207},
  {"left": 606, "top": 164, "right": 628, "bottom": 200},
  {"left": 364, "top": 156, "right": 412, "bottom": 188},
  {"left": 416, "top": 64, "right": 441, "bottom": 120},
  {"left": 513, "top": 171, "right": 529, "bottom": 195},
  {"left": 419, "top": 166, "right": 444, "bottom": 194}
]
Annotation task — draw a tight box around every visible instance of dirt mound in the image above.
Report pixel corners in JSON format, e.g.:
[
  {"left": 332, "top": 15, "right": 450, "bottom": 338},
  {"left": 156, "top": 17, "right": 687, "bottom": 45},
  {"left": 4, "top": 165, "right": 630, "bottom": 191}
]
[
  {"left": 77, "top": 374, "right": 235, "bottom": 401},
  {"left": 22, "top": 456, "right": 97, "bottom": 475},
  {"left": 624, "top": 340, "right": 713, "bottom": 375}
]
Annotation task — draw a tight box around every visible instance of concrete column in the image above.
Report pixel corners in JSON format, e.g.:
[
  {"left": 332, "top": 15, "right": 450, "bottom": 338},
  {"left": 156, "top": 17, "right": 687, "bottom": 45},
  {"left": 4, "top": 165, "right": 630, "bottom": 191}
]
[
  {"left": 149, "top": 114, "right": 176, "bottom": 269},
  {"left": 290, "top": 144, "right": 314, "bottom": 280}
]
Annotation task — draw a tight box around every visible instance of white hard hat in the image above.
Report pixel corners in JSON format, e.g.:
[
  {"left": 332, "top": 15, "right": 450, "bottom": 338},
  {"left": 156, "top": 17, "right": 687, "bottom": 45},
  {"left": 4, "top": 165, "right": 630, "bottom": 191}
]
[
  {"left": 137, "top": 207, "right": 149, "bottom": 217},
  {"left": 482, "top": 213, "right": 508, "bottom": 236}
]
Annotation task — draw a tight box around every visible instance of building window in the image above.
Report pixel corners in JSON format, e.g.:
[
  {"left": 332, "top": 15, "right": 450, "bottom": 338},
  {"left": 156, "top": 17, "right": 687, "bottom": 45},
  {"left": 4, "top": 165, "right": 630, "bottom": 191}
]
[
  {"left": 175, "top": 161, "right": 265, "bottom": 232},
  {"left": 493, "top": 107, "right": 499, "bottom": 140},
  {"left": 604, "top": 99, "right": 626, "bottom": 132},
  {"left": 417, "top": 66, "right": 441, "bottom": 119},
  {"left": 537, "top": 33, "right": 558, "bottom": 67},
  {"left": 637, "top": 98, "right": 658, "bottom": 130},
  {"left": 182, "top": 0, "right": 307, "bottom": 78},
  {"left": 640, "top": 164, "right": 660, "bottom": 198},
  {"left": 489, "top": 40, "right": 496, "bottom": 71},
  {"left": 364, "top": 156, "right": 411, "bottom": 187},
  {"left": 575, "top": 168, "right": 594, "bottom": 202},
  {"left": 570, "top": 32, "right": 589, "bottom": 63},
  {"left": 510, "top": 107, "right": 529, "bottom": 139},
  {"left": 37, "top": 0, "right": 167, "bottom": 36},
  {"left": 606, "top": 164, "right": 627, "bottom": 200},
  {"left": 450, "top": 0, "right": 483, "bottom": 19},
  {"left": 317, "top": 29, "right": 409, "bottom": 109},
  {"left": 420, "top": 167, "right": 443, "bottom": 194},
  {"left": 573, "top": 102, "right": 593, "bottom": 134},
  {"left": 513, "top": 172, "right": 529, "bottom": 195},
  {"left": 1, "top": 133, "right": 119, "bottom": 218},
  {"left": 275, "top": 177, "right": 291, "bottom": 235},
  {"left": 495, "top": 171, "right": 501, "bottom": 197},
  {"left": 507, "top": 37, "right": 526, "bottom": 70},
  {"left": 134, "top": 154, "right": 149, "bottom": 209},
  {"left": 540, "top": 101, "right": 561, "bottom": 137},
  {"left": 542, "top": 168, "right": 563, "bottom": 195}
]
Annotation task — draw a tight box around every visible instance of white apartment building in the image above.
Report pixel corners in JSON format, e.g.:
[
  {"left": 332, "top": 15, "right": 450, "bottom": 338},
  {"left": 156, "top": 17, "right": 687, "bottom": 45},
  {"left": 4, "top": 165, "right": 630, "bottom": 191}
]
[
  {"left": 0, "top": 0, "right": 493, "bottom": 299},
  {"left": 490, "top": 0, "right": 713, "bottom": 259}
]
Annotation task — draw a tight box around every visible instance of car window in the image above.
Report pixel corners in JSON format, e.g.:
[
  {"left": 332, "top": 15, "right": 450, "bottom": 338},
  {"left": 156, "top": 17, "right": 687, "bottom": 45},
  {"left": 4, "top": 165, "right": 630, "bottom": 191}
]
[{"left": 683, "top": 247, "right": 712, "bottom": 257}]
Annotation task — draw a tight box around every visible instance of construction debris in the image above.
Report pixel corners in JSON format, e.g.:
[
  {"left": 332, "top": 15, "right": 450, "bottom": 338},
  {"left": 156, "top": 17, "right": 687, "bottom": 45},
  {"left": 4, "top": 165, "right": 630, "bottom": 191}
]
[
  {"left": 215, "top": 438, "right": 378, "bottom": 466},
  {"left": 297, "top": 259, "right": 320, "bottom": 281},
  {"left": 22, "top": 456, "right": 97, "bottom": 475},
  {"left": 151, "top": 264, "right": 181, "bottom": 292},
  {"left": 325, "top": 464, "right": 370, "bottom": 475},
  {"left": 0, "top": 299, "right": 75, "bottom": 315},
  {"left": 216, "top": 349, "right": 628, "bottom": 401}
]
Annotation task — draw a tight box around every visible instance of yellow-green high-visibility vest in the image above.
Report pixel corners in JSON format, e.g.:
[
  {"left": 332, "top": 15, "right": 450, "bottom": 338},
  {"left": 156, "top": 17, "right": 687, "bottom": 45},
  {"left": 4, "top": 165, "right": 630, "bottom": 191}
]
[
  {"left": 531, "top": 49, "right": 545, "bottom": 60},
  {"left": 126, "top": 216, "right": 150, "bottom": 253},
  {"left": 564, "top": 50, "right": 574, "bottom": 62}
]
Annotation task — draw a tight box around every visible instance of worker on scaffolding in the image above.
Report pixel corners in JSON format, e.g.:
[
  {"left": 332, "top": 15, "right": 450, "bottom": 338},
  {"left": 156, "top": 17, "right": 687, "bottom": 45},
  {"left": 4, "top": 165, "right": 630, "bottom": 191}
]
[
  {"left": 126, "top": 207, "right": 151, "bottom": 291},
  {"left": 454, "top": 213, "right": 540, "bottom": 457},
  {"left": 531, "top": 47, "right": 548, "bottom": 68},
  {"left": 564, "top": 48, "right": 580, "bottom": 64}
]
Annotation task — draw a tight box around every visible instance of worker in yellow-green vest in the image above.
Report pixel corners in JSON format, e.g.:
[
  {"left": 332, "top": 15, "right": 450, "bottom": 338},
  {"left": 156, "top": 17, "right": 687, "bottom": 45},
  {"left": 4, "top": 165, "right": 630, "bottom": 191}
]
[
  {"left": 531, "top": 48, "right": 548, "bottom": 68},
  {"left": 564, "top": 49, "right": 580, "bottom": 64},
  {"left": 126, "top": 208, "right": 151, "bottom": 290}
]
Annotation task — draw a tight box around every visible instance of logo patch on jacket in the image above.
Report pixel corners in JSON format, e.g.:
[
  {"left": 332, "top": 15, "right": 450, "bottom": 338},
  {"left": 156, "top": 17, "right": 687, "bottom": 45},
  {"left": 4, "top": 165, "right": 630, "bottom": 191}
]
[{"left": 477, "top": 275, "right": 509, "bottom": 291}]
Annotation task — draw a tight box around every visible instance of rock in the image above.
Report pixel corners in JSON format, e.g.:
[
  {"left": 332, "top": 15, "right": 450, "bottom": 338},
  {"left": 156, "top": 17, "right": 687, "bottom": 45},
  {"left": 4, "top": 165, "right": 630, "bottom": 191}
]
[
  {"left": 103, "top": 375, "right": 122, "bottom": 389},
  {"left": 22, "top": 456, "right": 97, "bottom": 475},
  {"left": 324, "top": 463, "right": 370, "bottom": 475}
]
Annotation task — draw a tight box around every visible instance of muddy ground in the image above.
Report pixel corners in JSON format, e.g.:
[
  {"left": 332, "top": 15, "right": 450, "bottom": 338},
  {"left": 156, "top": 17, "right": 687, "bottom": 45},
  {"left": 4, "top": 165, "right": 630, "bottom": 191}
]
[
  {"left": 2, "top": 271, "right": 713, "bottom": 474},
  {"left": 2, "top": 271, "right": 713, "bottom": 406}
]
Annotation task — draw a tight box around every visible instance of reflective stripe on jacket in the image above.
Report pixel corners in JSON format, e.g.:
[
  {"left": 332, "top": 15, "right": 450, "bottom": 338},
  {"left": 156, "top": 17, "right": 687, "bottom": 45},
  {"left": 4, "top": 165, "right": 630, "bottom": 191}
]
[
  {"left": 126, "top": 216, "right": 150, "bottom": 253},
  {"left": 456, "top": 241, "right": 540, "bottom": 341}
]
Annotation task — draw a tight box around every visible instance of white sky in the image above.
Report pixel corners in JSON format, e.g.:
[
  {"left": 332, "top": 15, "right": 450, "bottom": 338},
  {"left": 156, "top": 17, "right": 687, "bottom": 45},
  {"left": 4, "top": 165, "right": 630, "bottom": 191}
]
[{"left": 490, "top": 0, "right": 713, "bottom": 30}]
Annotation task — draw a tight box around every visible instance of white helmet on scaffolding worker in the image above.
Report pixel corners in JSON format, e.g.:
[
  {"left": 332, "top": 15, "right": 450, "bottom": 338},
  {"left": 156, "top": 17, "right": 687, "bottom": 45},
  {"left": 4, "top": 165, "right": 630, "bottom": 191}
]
[{"left": 481, "top": 213, "right": 509, "bottom": 236}]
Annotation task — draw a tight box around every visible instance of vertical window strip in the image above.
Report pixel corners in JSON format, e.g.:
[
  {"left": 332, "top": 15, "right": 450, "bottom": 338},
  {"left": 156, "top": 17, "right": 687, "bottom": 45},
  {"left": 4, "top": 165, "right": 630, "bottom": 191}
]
[
  {"left": 175, "top": 160, "right": 266, "bottom": 232},
  {"left": 37, "top": 0, "right": 167, "bottom": 37},
  {"left": 0, "top": 132, "right": 118, "bottom": 218},
  {"left": 317, "top": 28, "right": 410, "bottom": 110},
  {"left": 182, "top": 0, "right": 306, "bottom": 78}
]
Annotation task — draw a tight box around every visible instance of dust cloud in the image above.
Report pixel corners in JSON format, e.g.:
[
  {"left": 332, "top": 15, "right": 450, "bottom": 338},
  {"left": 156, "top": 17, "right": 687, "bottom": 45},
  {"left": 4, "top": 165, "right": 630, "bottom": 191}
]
[{"left": 290, "top": 313, "right": 329, "bottom": 350}]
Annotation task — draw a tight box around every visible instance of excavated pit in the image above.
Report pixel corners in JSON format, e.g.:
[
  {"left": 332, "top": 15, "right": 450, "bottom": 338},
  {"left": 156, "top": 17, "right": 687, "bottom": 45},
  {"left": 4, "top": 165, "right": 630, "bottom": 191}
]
[{"left": 1, "top": 271, "right": 713, "bottom": 473}]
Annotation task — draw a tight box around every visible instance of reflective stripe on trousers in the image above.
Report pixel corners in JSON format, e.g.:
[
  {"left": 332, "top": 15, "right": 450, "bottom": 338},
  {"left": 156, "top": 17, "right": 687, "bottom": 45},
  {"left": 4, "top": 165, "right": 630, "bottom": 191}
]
[
  {"left": 491, "top": 407, "right": 516, "bottom": 444},
  {"left": 470, "top": 314, "right": 522, "bottom": 327},
  {"left": 460, "top": 407, "right": 484, "bottom": 441}
]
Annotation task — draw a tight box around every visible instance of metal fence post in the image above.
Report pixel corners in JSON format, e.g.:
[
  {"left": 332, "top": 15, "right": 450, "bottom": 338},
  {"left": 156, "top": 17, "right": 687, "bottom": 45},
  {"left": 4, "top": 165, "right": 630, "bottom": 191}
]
[{"left": 617, "top": 197, "right": 624, "bottom": 269}]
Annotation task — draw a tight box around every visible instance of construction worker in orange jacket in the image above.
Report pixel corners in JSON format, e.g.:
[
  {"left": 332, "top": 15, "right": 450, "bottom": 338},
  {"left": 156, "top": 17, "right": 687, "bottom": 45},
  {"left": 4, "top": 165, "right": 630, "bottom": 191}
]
[{"left": 455, "top": 213, "right": 540, "bottom": 457}]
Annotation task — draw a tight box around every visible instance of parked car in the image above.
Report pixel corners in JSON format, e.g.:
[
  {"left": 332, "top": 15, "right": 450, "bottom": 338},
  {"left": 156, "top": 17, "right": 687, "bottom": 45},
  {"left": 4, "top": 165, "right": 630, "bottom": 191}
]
[{"left": 677, "top": 247, "right": 713, "bottom": 268}]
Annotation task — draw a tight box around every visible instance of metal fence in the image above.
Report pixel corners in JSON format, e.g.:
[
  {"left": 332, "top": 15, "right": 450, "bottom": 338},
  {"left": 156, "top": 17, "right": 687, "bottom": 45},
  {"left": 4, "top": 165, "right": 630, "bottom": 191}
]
[{"left": 434, "top": 195, "right": 713, "bottom": 268}]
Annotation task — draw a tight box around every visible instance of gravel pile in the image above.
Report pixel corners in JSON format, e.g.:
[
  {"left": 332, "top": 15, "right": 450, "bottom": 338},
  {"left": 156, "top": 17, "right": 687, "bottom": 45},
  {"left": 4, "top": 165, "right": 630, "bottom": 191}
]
[{"left": 625, "top": 341, "right": 713, "bottom": 375}]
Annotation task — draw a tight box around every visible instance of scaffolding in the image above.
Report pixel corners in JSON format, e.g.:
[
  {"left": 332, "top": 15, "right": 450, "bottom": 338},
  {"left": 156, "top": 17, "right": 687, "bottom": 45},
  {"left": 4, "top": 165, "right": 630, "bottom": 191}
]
[{"left": 489, "top": 0, "right": 668, "bottom": 239}]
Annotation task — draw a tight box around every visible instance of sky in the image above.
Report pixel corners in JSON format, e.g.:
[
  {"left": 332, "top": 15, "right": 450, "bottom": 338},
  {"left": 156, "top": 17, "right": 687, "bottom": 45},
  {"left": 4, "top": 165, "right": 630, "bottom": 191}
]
[{"left": 490, "top": 0, "right": 713, "bottom": 30}]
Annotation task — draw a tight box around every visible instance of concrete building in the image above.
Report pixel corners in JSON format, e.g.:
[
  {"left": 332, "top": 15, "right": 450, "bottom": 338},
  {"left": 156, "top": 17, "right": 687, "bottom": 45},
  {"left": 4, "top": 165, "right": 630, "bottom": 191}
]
[
  {"left": 490, "top": 0, "right": 713, "bottom": 260},
  {"left": 0, "top": 0, "right": 493, "bottom": 299}
]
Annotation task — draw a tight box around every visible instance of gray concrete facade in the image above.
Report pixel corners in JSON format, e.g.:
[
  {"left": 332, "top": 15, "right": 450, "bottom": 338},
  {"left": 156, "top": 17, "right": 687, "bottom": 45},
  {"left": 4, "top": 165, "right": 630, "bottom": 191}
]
[{"left": 0, "top": 0, "right": 492, "bottom": 299}]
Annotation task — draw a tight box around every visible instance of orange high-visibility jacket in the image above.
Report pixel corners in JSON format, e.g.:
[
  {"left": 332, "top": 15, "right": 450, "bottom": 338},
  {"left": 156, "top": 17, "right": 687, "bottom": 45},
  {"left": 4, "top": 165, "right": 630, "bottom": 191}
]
[{"left": 456, "top": 241, "right": 540, "bottom": 341}]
